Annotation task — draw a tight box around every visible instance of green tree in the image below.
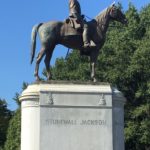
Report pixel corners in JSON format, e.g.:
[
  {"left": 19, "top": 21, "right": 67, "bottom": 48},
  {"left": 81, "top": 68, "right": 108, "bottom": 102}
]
[
  {"left": 4, "top": 109, "right": 21, "bottom": 150},
  {"left": 4, "top": 82, "right": 28, "bottom": 150},
  {"left": 0, "top": 99, "right": 12, "bottom": 150},
  {"left": 124, "top": 4, "right": 150, "bottom": 150},
  {"left": 49, "top": 51, "right": 90, "bottom": 81}
]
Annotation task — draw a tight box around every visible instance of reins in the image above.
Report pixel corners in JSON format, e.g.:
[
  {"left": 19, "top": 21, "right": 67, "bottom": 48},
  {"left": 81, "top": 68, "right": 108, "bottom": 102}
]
[{"left": 84, "top": 15, "right": 93, "bottom": 21}]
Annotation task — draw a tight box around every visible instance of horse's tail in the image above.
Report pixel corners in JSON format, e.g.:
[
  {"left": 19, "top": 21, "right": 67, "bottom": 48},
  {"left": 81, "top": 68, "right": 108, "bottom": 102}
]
[{"left": 30, "top": 23, "right": 43, "bottom": 64}]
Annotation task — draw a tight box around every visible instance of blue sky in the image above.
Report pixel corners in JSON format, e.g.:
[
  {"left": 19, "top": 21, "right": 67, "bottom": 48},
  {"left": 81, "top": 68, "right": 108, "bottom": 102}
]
[{"left": 0, "top": 0, "right": 149, "bottom": 110}]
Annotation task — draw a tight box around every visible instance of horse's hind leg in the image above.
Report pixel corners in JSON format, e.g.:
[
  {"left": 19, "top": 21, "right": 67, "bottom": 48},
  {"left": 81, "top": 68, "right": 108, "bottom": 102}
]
[
  {"left": 44, "top": 45, "right": 55, "bottom": 80},
  {"left": 34, "top": 47, "right": 46, "bottom": 81}
]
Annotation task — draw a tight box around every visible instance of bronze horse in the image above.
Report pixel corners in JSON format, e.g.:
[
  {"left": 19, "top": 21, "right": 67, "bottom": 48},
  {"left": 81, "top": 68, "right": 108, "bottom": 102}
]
[{"left": 30, "top": 4, "right": 127, "bottom": 82}]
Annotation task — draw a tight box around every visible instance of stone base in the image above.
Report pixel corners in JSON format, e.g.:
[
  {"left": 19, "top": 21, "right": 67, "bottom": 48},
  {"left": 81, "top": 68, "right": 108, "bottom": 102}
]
[{"left": 19, "top": 82, "right": 126, "bottom": 150}]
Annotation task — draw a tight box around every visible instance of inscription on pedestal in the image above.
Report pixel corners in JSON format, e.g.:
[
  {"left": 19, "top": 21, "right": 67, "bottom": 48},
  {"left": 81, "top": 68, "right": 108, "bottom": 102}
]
[
  {"left": 44, "top": 119, "right": 106, "bottom": 126},
  {"left": 41, "top": 107, "right": 112, "bottom": 150}
]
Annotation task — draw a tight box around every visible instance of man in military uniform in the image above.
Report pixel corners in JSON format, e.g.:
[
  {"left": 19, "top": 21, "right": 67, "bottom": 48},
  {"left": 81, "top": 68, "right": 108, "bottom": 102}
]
[{"left": 69, "top": 0, "right": 94, "bottom": 48}]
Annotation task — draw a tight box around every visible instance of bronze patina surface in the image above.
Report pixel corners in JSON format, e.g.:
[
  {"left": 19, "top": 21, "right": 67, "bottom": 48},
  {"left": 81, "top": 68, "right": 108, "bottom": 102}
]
[{"left": 30, "top": 3, "right": 127, "bottom": 82}]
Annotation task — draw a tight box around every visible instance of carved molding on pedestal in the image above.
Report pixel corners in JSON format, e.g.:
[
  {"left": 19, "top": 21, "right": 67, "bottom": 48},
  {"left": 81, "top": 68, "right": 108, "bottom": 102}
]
[
  {"left": 99, "top": 94, "right": 106, "bottom": 106},
  {"left": 47, "top": 92, "right": 54, "bottom": 105}
]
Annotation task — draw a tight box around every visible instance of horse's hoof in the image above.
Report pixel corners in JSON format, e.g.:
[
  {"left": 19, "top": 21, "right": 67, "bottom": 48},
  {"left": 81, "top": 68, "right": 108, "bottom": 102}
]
[
  {"left": 35, "top": 76, "right": 41, "bottom": 82},
  {"left": 47, "top": 76, "right": 52, "bottom": 81},
  {"left": 93, "top": 78, "right": 97, "bottom": 83}
]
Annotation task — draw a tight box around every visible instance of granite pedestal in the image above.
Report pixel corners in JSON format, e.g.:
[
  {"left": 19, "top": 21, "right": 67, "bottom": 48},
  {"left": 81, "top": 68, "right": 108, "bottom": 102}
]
[{"left": 19, "top": 82, "right": 126, "bottom": 150}]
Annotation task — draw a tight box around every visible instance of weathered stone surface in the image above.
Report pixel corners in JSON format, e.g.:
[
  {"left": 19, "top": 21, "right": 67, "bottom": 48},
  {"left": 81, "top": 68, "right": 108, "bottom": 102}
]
[{"left": 19, "top": 83, "right": 126, "bottom": 150}]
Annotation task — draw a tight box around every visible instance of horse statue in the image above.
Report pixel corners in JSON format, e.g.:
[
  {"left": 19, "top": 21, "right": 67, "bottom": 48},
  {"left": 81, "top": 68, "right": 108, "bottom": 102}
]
[{"left": 30, "top": 3, "right": 127, "bottom": 82}]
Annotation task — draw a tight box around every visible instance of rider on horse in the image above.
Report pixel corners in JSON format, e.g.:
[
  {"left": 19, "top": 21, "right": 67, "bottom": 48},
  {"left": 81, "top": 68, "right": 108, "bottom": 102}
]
[{"left": 69, "top": 0, "right": 95, "bottom": 48}]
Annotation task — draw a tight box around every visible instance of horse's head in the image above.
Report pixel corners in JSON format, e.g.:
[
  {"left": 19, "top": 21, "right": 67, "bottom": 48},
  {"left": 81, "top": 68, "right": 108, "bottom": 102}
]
[{"left": 109, "top": 4, "right": 128, "bottom": 25}]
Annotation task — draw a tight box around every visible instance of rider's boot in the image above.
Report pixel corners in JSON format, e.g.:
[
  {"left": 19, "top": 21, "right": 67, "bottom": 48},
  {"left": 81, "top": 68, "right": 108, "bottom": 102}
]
[
  {"left": 82, "top": 23, "right": 96, "bottom": 49},
  {"left": 82, "top": 24, "right": 90, "bottom": 48}
]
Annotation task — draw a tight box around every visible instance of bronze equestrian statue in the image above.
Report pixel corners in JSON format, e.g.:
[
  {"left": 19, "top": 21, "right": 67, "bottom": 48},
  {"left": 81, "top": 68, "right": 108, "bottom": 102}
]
[{"left": 30, "top": 3, "right": 127, "bottom": 82}]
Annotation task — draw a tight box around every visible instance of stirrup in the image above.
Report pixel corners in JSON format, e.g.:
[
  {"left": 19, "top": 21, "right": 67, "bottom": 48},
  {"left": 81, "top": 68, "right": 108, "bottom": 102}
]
[
  {"left": 90, "top": 40, "right": 96, "bottom": 47},
  {"left": 83, "top": 43, "right": 90, "bottom": 48}
]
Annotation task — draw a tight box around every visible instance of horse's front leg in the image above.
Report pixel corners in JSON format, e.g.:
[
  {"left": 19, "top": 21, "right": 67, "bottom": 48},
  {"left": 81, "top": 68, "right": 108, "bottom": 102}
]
[
  {"left": 90, "top": 62, "right": 97, "bottom": 83},
  {"left": 90, "top": 50, "right": 99, "bottom": 82}
]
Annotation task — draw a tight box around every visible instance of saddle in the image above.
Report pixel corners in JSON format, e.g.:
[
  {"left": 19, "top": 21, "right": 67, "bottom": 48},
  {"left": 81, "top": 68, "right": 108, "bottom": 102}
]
[
  {"left": 65, "top": 17, "right": 82, "bottom": 30},
  {"left": 63, "top": 17, "right": 83, "bottom": 36}
]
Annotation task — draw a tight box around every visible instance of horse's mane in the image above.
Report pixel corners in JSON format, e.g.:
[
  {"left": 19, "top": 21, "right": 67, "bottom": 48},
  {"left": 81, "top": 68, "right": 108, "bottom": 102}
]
[{"left": 95, "top": 7, "right": 111, "bottom": 23}]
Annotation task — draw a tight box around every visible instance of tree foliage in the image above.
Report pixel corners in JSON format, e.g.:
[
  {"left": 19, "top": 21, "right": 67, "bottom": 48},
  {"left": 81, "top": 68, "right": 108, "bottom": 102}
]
[
  {"left": 3, "top": 82, "right": 28, "bottom": 150},
  {"left": 4, "top": 109, "right": 21, "bottom": 150},
  {"left": 50, "top": 52, "right": 90, "bottom": 81},
  {"left": 0, "top": 99, "right": 12, "bottom": 150}
]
